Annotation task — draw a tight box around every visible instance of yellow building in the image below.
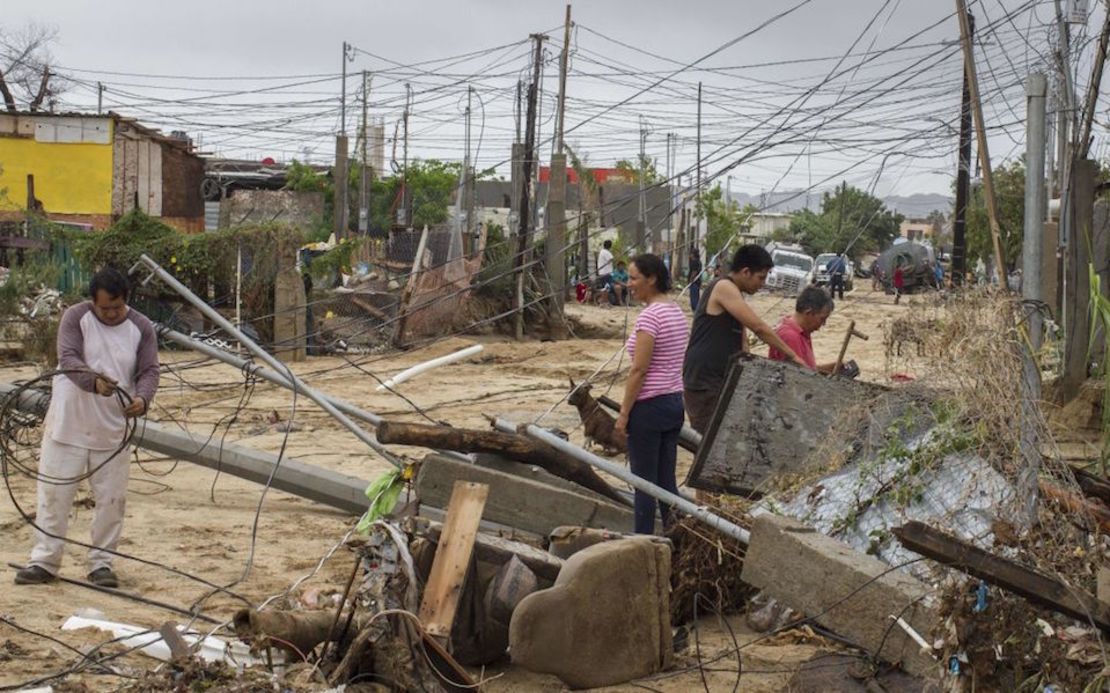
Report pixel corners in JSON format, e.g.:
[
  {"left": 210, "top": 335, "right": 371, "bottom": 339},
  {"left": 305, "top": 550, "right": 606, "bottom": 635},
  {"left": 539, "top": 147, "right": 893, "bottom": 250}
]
[{"left": 0, "top": 112, "right": 204, "bottom": 232}]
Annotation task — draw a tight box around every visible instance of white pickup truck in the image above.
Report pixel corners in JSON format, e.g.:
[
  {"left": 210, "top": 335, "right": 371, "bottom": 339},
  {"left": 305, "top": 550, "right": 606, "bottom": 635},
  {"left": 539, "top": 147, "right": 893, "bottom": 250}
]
[
  {"left": 764, "top": 243, "right": 815, "bottom": 295},
  {"left": 814, "top": 253, "right": 855, "bottom": 291}
]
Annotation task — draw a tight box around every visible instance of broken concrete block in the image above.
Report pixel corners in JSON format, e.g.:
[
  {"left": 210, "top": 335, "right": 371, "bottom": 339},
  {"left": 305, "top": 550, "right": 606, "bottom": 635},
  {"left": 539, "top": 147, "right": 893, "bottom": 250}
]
[
  {"left": 547, "top": 526, "right": 625, "bottom": 560},
  {"left": 510, "top": 536, "right": 673, "bottom": 688},
  {"left": 742, "top": 514, "right": 938, "bottom": 678},
  {"left": 687, "top": 355, "right": 903, "bottom": 494}
]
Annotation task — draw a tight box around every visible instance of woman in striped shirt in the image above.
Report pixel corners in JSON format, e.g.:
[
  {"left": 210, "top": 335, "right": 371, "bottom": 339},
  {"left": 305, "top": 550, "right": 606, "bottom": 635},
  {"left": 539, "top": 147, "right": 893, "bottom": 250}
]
[{"left": 614, "top": 253, "right": 689, "bottom": 534}]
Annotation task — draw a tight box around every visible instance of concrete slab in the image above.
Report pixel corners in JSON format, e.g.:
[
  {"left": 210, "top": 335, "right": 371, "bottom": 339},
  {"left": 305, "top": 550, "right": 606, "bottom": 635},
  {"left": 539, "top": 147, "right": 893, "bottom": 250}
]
[{"left": 741, "top": 514, "right": 939, "bottom": 678}]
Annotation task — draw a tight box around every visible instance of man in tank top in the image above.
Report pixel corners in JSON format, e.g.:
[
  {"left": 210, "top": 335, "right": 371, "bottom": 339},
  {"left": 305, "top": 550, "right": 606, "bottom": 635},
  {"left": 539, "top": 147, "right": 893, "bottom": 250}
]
[{"left": 682, "top": 245, "right": 807, "bottom": 433}]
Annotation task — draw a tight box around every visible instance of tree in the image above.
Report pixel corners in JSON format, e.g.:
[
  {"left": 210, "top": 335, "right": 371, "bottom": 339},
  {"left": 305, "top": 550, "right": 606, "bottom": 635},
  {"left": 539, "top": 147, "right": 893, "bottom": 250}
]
[
  {"left": 614, "top": 155, "right": 662, "bottom": 185},
  {"left": 788, "top": 183, "right": 902, "bottom": 258},
  {"left": 697, "top": 184, "right": 743, "bottom": 261},
  {"left": 961, "top": 160, "right": 1024, "bottom": 270},
  {"left": 926, "top": 209, "right": 949, "bottom": 249},
  {"left": 0, "top": 23, "right": 66, "bottom": 112}
]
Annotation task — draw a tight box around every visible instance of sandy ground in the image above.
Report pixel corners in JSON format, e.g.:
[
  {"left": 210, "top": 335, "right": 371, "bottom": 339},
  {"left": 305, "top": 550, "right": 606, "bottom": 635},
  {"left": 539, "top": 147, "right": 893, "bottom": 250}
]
[{"left": 0, "top": 285, "right": 959, "bottom": 690}]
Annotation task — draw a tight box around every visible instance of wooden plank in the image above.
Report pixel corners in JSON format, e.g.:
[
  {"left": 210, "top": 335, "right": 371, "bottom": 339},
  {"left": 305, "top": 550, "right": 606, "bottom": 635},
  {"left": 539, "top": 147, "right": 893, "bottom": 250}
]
[
  {"left": 893, "top": 521, "right": 1110, "bottom": 633},
  {"left": 418, "top": 481, "right": 489, "bottom": 638},
  {"left": 416, "top": 453, "right": 636, "bottom": 536},
  {"left": 158, "top": 622, "right": 194, "bottom": 662}
]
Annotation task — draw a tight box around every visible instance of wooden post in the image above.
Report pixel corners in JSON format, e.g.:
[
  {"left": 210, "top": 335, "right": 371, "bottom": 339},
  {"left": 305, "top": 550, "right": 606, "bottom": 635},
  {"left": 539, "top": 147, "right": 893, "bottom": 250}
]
[
  {"left": 955, "top": 0, "right": 1007, "bottom": 283},
  {"left": 392, "top": 225, "right": 429, "bottom": 348},
  {"left": 1059, "top": 159, "right": 1096, "bottom": 402},
  {"left": 418, "top": 481, "right": 489, "bottom": 639},
  {"left": 894, "top": 521, "right": 1110, "bottom": 632}
]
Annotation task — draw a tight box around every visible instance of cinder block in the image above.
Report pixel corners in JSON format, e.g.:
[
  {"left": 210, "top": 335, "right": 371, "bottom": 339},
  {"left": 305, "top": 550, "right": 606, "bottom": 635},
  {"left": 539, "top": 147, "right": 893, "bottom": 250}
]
[
  {"left": 510, "top": 537, "right": 672, "bottom": 688},
  {"left": 742, "top": 514, "right": 938, "bottom": 678}
]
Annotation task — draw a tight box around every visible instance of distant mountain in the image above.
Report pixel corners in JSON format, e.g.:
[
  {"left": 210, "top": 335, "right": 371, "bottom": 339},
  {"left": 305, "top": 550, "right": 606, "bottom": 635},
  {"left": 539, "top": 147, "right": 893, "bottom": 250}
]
[
  {"left": 727, "top": 189, "right": 953, "bottom": 219},
  {"left": 882, "top": 193, "right": 954, "bottom": 219}
]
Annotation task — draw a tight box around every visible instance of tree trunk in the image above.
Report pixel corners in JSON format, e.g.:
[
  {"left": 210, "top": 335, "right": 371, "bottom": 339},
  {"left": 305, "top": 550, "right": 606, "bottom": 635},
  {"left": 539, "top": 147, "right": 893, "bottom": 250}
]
[
  {"left": 0, "top": 71, "right": 16, "bottom": 112},
  {"left": 377, "top": 420, "right": 628, "bottom": 506},
  {"left": 28, "top": 68, "right": 50, "bottom": 112}
]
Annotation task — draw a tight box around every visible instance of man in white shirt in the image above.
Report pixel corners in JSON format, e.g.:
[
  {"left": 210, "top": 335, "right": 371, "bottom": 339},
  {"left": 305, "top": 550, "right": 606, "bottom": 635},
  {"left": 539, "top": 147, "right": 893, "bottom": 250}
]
[
  {"left": 15, "top": 268, "right": 159, "bottom": 588},
  {"left": 596, "top": 239, "right": 615, "bottom": 291}
]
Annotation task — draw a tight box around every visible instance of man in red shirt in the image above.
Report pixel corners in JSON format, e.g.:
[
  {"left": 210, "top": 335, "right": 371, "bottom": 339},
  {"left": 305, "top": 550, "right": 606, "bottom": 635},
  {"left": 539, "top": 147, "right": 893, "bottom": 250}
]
[{"left": 768, "top": 286, "right": 838, "bottom": 373}]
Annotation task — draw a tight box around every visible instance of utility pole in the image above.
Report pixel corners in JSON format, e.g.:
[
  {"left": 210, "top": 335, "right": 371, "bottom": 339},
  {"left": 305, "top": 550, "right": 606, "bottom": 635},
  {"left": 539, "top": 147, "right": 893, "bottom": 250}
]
[
  {"left": 666, "top": 133, "right": 675, "bottom": 257},
  {"left": 695, "top": 82, "right": 703, "bottom": 255},
  {"left": 97, "top": 82, "right": 104, "bottom": 114},
  {"left": 359, "top": 70, "right": 371, "bottom": 235},
  {"left": 514, "top": 33, "right": 546, "bottom": 340},
  {"left": 402, "top": 83, "right": 412, "bottom": 228},
  {"left": 1023, "top": 74, "right": 1048, "bottom": 349},
  {"left": 1077, "top": 5, "right": 1110, "bottom": 159},
  {"left": 335, "top": 41, "right": 354, "bottom": 240},
  {"left": 463, "top": 84, "right": 472, "bottom": 245},
  {"left": 637, "top": 115, "right": 648, "bottom": 252},
  {"left": 544, "top": 5, "right": 572, "bottom": 335},
  {"left": 955, "top": 0, "right": 1006, "bottom": 286},
  {"left": 952, "top": 11, "right": 974, "bottom": 284}
]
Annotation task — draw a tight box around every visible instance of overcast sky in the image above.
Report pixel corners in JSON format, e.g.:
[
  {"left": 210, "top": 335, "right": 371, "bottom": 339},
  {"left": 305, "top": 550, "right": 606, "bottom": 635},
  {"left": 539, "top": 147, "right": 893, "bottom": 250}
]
[{"left": 7, "top": 0, "right": 1107, "bottom": 201}]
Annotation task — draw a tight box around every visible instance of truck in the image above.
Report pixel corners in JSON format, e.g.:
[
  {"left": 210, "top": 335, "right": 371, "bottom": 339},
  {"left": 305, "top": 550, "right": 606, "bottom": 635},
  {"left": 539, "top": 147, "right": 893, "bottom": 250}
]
[
  {"left": 813, "top": 253, "right": 855, "bottom": 291},
  {"left": 763, "top": 242, "right": 815, "bottom": 295}
]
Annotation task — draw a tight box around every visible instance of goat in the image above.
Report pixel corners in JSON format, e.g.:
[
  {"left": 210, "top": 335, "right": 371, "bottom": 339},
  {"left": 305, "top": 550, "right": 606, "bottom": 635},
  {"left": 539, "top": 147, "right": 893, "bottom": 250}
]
[{"left": 567, "top": 378, "right": 627, "bottom": 455}]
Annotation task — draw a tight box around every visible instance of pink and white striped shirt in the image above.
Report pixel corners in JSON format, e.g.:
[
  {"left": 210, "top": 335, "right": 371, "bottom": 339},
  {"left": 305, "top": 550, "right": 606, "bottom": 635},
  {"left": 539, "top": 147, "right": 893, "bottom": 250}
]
[{"left": 626, "top": 301, "right": 688, "bottom": 401}]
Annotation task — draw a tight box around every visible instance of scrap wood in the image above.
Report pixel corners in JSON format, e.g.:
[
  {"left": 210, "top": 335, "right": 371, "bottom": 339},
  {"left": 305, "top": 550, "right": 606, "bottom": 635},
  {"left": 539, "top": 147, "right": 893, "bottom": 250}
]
[
  {"left": 1038, "top": 479, "right": 1110, "bottom": 533},
  {"left": 350, "top": 295, "right": 390, "bottom": 321},
  {"left": 892, "top": 521, "right": 1110, "bottom": 633},
  {"left": 380, "top": 419, "right": 629, "bottom": 506},
  {"left": 1069, "top": 465, "right": 1110, "bottom": 506},
  {"left": 418, "top": 481, "right": 489, "bottom": 639},
  {"left": 420, "top": 520, "right": 563, "bottom": 583}
]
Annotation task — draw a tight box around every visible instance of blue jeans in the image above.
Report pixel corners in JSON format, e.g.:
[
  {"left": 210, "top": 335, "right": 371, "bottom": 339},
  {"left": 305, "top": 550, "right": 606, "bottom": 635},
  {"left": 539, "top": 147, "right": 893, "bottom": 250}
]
[
  {"left": 626, "top": 392, "right": 684, "bottom": 534},
  {"left": 689, "top": 281, "right": 701, "bottom": 313}
]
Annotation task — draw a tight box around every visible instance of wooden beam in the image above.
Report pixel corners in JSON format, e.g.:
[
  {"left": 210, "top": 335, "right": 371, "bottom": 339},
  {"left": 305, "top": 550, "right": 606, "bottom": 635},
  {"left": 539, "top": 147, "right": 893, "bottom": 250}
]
[
  {"left": 420, "top": 521, "right": 563, "bottom": 584},
  {"left": 893, "top": 521, "right": 1110, "bottom": 632},
  {"left": 379, "top": 420, "right": 628, "bottom": 505},
  {"left": 418, "top": 481, "right": 489, "bottom": 639}
]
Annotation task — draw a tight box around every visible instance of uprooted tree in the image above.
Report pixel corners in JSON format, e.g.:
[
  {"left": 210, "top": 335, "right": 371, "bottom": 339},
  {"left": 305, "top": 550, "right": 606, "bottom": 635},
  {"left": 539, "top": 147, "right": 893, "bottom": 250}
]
[{"left": 0, "top": 23, "right": 67, "bottom": 112}]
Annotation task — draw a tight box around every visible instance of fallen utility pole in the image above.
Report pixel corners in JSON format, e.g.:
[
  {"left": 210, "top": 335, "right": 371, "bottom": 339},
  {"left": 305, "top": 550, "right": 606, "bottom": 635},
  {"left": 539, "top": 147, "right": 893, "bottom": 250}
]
[
  {"left": 376, "top": 419, "right": 628, "bottom": 505},
  {"left": 0, "top": 382, "right": 372, "bottom": 515},
  {"left": 135, "top": 254, "right": 400, "bottom": 469},
  {"left": 893, "top": 521, "right": 1110, "bottom": 633},
  {"left": 955, "top": 0, "right": 1007, "bottom": 286},
  {"left": 520, "top": 422, "right": 750, "bottom": 544}
]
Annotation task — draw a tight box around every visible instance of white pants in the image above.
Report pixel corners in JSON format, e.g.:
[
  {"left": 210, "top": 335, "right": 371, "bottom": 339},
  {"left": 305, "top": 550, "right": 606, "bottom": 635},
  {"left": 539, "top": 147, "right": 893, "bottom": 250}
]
[{"left": 28, "top": 436, "right": 131, "bottom": 575}]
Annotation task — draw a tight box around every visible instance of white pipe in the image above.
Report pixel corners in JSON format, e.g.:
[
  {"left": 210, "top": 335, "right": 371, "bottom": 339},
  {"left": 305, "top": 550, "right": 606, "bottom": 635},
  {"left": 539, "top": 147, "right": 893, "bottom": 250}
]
[
  {"left": 376, "top": 344, "right": 483, "bottom": 391},
  {"left": 522, "top": 422, "right": 750, "bottom": 545}
]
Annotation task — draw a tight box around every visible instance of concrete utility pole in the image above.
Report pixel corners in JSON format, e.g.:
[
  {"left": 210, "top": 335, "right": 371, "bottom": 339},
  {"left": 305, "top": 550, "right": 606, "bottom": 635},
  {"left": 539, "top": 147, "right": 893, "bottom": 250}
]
[
  {"left": 402, "top": 83, "right": 412, "bottom": 228},
  {"left": 464, "top": 84, "right": 473, "bottom": 244},
  {"left": 637, "top": 115, "right": 648, "bottom": 253},
  {"left": 335, "top": 42, "right": 355, "bottom": 240},
  {"left": 666, "top": 132, "right": 675, "bottom": 259},
  {"left": 695, "top": 82, "right": 703, "bottom": 254},
  {"left": 955, "top": 0, "right": 1006, "bottom": 286},
  {"left": 359, "top": 70, "right": 371, "bottom": 235},
  {"left": 514, "top": 33, "right": 547, "bottom": 340},
  {"left": 97, "top": 82, "right": 104, "bottom": 114},
  {"left": 545, "top": 5, "right": 572, "bottom": 333},
  {"left": 1060, "top": 159, "right": 1096, "bottom": 402},
  {"left": 1024, "top": 74, "right": 1048, "bottom": 348}
]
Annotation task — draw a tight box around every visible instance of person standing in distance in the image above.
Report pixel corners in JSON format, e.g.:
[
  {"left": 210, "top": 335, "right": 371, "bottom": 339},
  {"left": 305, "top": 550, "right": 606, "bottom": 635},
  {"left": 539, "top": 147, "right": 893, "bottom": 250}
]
[
  {"left": 687, "top": 246, "right": 703, "bottom": 313},
  {"left": 614, "top": 254, "right": 688, "bottom": 534},
  {"left": 828, "top": 253, "right": 847, "bottom": 300},
  {"left": 596, "top": 239, "right": 615, "bottom": 294},
  {"left": 15, "top": 267, "right": 160, "bottom": 587},
  {"left": 682, "top": 244, "right": 808, "bottom": 434}
]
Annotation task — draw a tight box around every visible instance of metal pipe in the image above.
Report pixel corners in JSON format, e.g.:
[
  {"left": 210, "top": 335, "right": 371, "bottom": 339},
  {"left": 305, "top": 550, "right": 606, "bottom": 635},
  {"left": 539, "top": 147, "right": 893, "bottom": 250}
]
[
  {"left": 1024, "top": 73, "right": 1048, "bottom": 348},
  {"left": 157, "top": 327, "right": 472, "bottom": 465},
  {"left": 521, "top": 422, "right": 750, "bottom": 545},
  {"left": 136, "top": 254, "right": 401, "bottom": 469}
]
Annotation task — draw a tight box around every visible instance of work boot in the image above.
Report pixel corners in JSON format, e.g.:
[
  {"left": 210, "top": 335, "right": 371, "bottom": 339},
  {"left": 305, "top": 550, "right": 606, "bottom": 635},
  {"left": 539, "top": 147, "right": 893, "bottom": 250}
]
[
  {"left": 14, "top": 565, "right": 56, "bottom": 585},
  {"left": 87, "top": 567, "right": 119, "bottom": 588}
]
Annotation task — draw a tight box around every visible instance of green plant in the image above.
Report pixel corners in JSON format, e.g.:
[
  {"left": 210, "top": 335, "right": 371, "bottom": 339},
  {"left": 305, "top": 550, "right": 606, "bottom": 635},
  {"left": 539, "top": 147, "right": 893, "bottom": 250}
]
[
  {"left": 1088, "top": 263, "right": 1110, "bottom": 467},
  {"left": 0, "top": 256, "right": 61, "bottom": 316}
]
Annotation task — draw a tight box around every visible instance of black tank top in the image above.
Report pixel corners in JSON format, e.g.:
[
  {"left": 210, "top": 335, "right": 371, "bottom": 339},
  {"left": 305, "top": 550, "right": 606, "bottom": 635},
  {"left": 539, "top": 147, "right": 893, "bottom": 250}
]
[{"left": 682, "top": 277, "right": 745, "bottom": 392}]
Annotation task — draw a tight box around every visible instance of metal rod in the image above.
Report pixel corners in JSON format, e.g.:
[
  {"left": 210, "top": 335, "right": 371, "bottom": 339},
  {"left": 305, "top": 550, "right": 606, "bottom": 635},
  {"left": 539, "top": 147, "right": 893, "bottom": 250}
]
[
  {"left": 520, "top": 422, "right": 750, "bottom": 545},
  {"left": 157, "top": 327, "right": 470, "bottom": 465},
  {"left": 136, "top": 254, "right": 400, "bottom": 469}
]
